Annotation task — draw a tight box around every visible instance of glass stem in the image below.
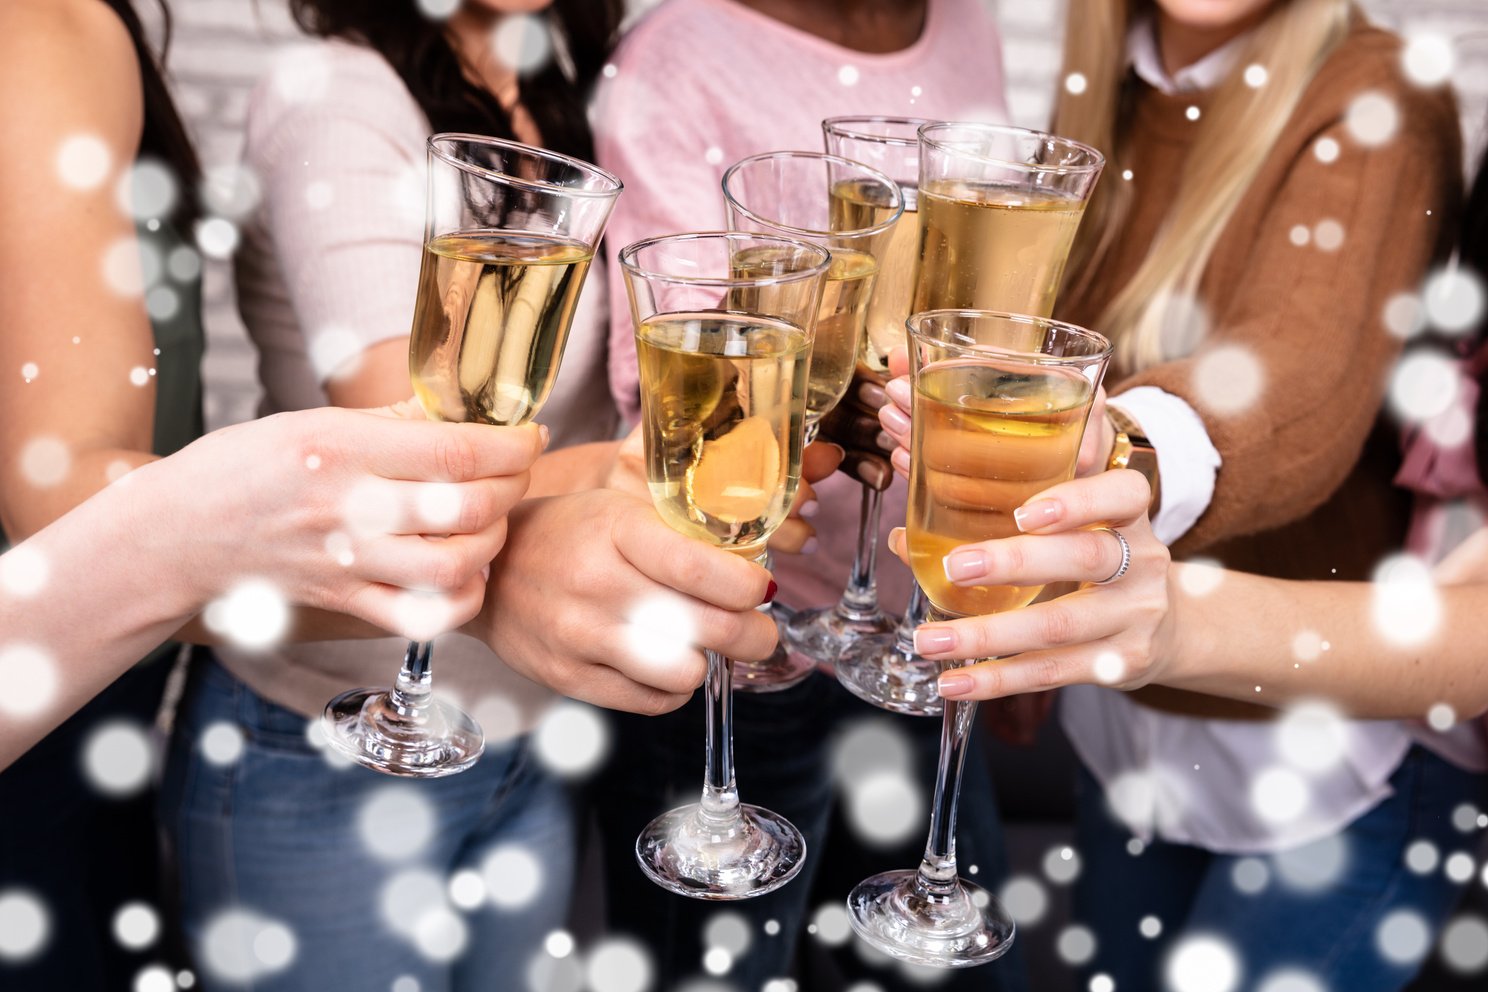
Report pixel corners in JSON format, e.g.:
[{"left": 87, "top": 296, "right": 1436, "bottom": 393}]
[
  {"left": 916, "top": 696, "right": 978, "bottom": 897},
  {"left": 390, "top": 640, "right": 433, "bottom": 721},
  {"left": 837, "top": 482, "right": 883, "bottom": 619},
  {"left": 894, "top": 583, "right": 930, "bottom": 656},
  {"left": 699, "top": 650, "right": 741, "bottom": 824}
]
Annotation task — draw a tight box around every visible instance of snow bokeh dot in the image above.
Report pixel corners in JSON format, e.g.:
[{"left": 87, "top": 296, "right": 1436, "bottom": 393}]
[
  {"left": 1065, "top": 72, "right": 1088, "bottom": 95},
  {"left": 1177, "top": 558, "right": 1226, "bottom": 598},
  {"left": 1191, "top": 345, "right": 1263, "bottom": 416},
  {"left": 838, "top": 65, "right": 860, "bottom": 87},
  {"left": 493, "top": 14, "right": 552, "bottom": 75},
  {"left": 1043, "top": 846, "right": 1082, "bottom": 885},
  {"left": 0, "top": 544, "right": 50, "bottom": 598},
  {"left": 357, "top": 787, "right": 436, "bottom": 862},
  {"left": 1375, "top": 909, "right": 1430, "bottom": 965},
  {"left": 57, "top": 134, "right": 112, "bottom": 190},
  {"left": 586, "top": 938, "right": 653, "bottom": 992},
  {"left": 623, "top": 592, "right": 699, "bottom": 670},
  {"left": 1405, "top": 839, "right": 1440, "bottom": 875},
  {"left": 1402, "top": 33, "right": 1455, "bottom": 87},
  {"left": 845, "top": 768, "right": 921, "bottom": 847},
  {"left": 134, "top": 965, "right": 174, "bottom": 992},
  {"left": 1166, "top": 935, "right": 1241, "bottom": 992},
  {"left": 82, "top": 721, "right": 152, "bottom": 797},
  {"left": 1000, "top": 876, "right": 1048, "bottom": 926},
  {"left": 117, "top": 160, "right": 178, "bottom": 220},
  {"left": 1275, "top": 702, "right": 1347, "bottom": 773},
  {"left": 199, "top": 909, "right": 298, "bottom": 982},
  {"left": 1382, "top": 292, "right": 1425, "bottom": 338},
  {"left": 532, "top": 701, "right": 608, "bottom": 777},
  {"left": 113, "top": 903, "right": 161, "bottom": 950},
  {"left": 1243, "top": 64, "right": 1268, "bottom": 88},
  {"left": 196, "top": 217, "right": 240, "bottom": 260},
  {"left": 812, "top": 903, "right": 853, "bottom": 946},
  {"left": 1445, "top": 853, "right": 1476, "bottom": 884},
  {"left": 1371, "top": 554, "right": 1442, "bottom": 647},
  {"left": 1390, "top": 350, "right": 1460, "bottom": 423},
  {"left": 1428, "top": 703, "right": 1457, "bottom": 732},
  {"left": 704, "top": 911, "right": 752, "bottom": 957},
  {"left": 202, "top": 580, "right": 291, "bottom": 651},
  {"left": 417, "top": 0, "right": 460, "bottom": 17},
  {"left": 1090, "top": 976, "right": 1115, "bottom": 992},
  {"left": 413, "top": 906, "right": 468, "bottom": 962},
  {"left": 1251, "top": 767, "right": 1309, "bottom": 824},
  {"left": 1057, "top": 925, "right": 1096, "bottom": 966},
  {"left": 1256, "top": 970, "right": 1325, "bottom": 992},
  {"left": 1140, "top": 915, "right": 1163, "bottom": 939},
  {"left": 1345, "top": 91, "right": 1399, "bottom": 147},
  {"left": 481, "top": 843, "right": 542, "bottom": 910},
  {"left": 0, "top": 890, "right": 49, "bottom": 962},
  {"left": 447, "top": 869, "right": 485, "bottom": 910},
  {"left": 200, "top": 721, "right": 246, "bottom": 767},
  {"left": 1313, "top": 137, "right": 1340, "bottom": 164},
  {"left": 1274, "top": 833, "right": 1348, "bottom": 892},
  {"left": 22, "top": 434, "right": 73, "bottom": 489},
  {"left": 1440, "top": 916, "right": 1488, "bottom": 973},
  {"left": 1422, "top": 267, "right": 1485, "bottom": 334}
]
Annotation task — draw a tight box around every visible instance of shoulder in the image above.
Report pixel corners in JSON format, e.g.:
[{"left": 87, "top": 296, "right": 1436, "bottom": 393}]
[
  {"left": 611, "top": 0, "right": 734, "bottom": 63},
  {"left": 244, "top": 37, "right": 428, "bottom": 162},
  {"left": 1296, "top": 20, "right": 1458, "bottom": 145},
  {"left": 0, "top": 0, "right": 144, "bottom": 149}
]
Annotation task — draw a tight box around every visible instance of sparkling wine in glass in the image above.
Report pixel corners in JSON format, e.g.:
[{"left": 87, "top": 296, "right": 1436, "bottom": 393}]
[
  {"left": 847, "top": 309, "right": 1110, "bottom": 966},
  {"left": 322, "top": 134, "right": 621, "bottom": 777},
  {"left": 720, "top": 150, "right": 903, "bottom": 692},
  {"left": 783, "top": 117, "right": 934, "bottom": 678},
  {"left": 622, "top": 231, "right": 829, "bottom": 898},
  {"left": 837, "top": 121, "right": 1104, "bottom": 716}
]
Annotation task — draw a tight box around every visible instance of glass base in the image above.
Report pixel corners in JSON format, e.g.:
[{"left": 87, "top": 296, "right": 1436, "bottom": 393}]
[
  {"left": 733, "top": 603, "right": 815, "bottom": 693},
  {"left": 323, "top": 687, "right": 483, "bottom": 778},
  {"left": 783, "top": 602, "right": 898, "bottom": 667},
  {"left": 635, "top": 802, "right": 806, "bottom": 900},
  {"left": 835, "top": 632, "right": 945, "bottom": 716},
  {"left": 847, "top": 869, "right": 1015, "bottom": 968}
]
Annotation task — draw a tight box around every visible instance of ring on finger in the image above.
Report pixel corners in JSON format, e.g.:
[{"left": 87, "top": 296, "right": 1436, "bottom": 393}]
[{"left": 1092, "top": 526, "right": 1131, "bottom": 584}]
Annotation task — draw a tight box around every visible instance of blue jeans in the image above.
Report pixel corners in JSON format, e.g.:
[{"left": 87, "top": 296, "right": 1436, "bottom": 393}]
[
  {"left": 159, "top": 655, "right": 575, "bottom": 991},
  {"left": 591, "top": 670, "right": 1031, "bottom": 992},
  {"left": 1072, "top": 746, "right": 1487, "bottom": 992}
]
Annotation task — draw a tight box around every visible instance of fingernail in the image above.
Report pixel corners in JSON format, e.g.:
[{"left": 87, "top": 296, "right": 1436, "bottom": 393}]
[
  {"left": 885, "top": 377, "right": 911, "bottom": 406},
  {"left": 858, "top": 382, "right": 888, "bottom": 408},
  {"left": 889, "top": 527, "right": 905, "bottom": 553},
  {"left": 762, "top": 580, "right": 778, "bottom": 605},
  {"left": 822, "top": 442, "right": 846, "bottom": 462},
  {"left": 879, "top": 404, "right": 910, "bottom": 435},
  {"left": 938, "top": 673, "right": 974, "bottom": 697},
  {"left": 1014, "top": 498, "right": 1063, "bottom": 532},
  {"left": 859, "top": 460, "right": 888, "bottom": 489},
  {"left": 891, "top": 447, "right": 910, "bottom": 474},
  {"left": 801, "top": 537, "right": 819, "bottom": 554},
  {"left": 943, "top": 549, "right": 988, "bottom": 582},
  {"left": 799, "top": 499, "right": 819, "bottom": 519},
  {"left": 537, "top": 423, "right": 551, "bottom": 450},
  {"left": 914, "top": 626, "right": 957, "bottom": 654}
]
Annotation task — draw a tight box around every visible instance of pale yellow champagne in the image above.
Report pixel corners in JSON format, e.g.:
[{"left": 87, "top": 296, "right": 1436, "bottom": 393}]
[
  {"left": 908, "top": 360, "right": 1092, "bottom": 617},
  {"left": 732, "top": 245, "right": 877, "bottom": 424},
  {"left": 636, "top": 311, "right": 810, "bottom": 557},
  {"left": 831, "top": 178, "right": 916, "bottom": 374},
  {"left": 913, "top": 181, "right": 1085, "bottom": 318},
  {"left": 409, "top": 231, "right": 592, "bottom": 425}
]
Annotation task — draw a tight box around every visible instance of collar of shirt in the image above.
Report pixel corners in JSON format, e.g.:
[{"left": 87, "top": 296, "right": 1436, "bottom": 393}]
[{"left": 1127, "top": 13, "right": 1248, "bottom": 94}]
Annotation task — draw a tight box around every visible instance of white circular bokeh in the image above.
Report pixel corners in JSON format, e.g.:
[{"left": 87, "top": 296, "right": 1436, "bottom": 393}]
[
  {"left": 82, "top": 721, "right": 153, "bottom": 797},
  {"left": 532, "top": 702, "right": 608, "bottom": 777},
  {"left": 482, "top": 844, "right": 542, "bottom": 910},
  {"left": 586, "top": 938, "right": 653, "bottom": 992},
  {"left": 357, "top": 787, "right": 436, "bottom": 862},
  {"left": 113, "top": 902, "right": 161, "bottom": 950},
  {"left": 0, "top": 890, "right": 49, "bottom": 962},
  {"left": 0, "top": 643, "right": 58, "bottom": 720},
  {"left": 1165, "top": 935, "right": 1241, "bottom": 992}
]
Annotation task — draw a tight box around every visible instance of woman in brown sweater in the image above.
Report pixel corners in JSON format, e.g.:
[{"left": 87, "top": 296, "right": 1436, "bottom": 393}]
[{"left": 978, "top": 0, "right": 1478, "bottom": 988}]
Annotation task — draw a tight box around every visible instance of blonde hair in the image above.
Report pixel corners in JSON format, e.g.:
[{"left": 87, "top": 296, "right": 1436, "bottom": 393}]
[{"left": 1055, "top": 0, "right": 1351, "bottom": 372}]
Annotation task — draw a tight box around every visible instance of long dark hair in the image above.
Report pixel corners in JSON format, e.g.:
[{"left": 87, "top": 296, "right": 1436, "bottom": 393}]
[
  {"left": 289, "top": 1, "right": 623, "bottom": 163},
  {"left": 99, "top": 0, "right": 203, "bottom": 227},
  {"left": 1466, "top": 150, "right": 1488, "bottom": 486}
]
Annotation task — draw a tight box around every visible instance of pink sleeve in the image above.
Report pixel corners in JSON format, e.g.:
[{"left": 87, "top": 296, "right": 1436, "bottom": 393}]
[{"left": 595, "top": 59, "right": 729, "bottom": 425}]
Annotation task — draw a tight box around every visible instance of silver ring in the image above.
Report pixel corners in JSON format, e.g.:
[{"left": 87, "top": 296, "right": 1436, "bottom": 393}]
[{"left": 1094, "top": 526, "right": 1131, "bottom": 584}]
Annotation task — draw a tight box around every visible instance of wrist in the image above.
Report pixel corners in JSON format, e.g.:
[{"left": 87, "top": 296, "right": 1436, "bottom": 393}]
[{"left": 1105, "top": 406, "right": 1162, "bottom": 516}]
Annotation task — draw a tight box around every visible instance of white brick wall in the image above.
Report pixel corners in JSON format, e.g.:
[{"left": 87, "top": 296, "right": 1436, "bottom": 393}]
[{"left": 144, "top": 0, "right": 1488, "bottom": 430}]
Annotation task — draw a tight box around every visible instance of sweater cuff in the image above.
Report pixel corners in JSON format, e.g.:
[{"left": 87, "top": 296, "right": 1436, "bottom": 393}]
[{"left": 1109, "top": 387, "right": 1222, "bottom": 545}]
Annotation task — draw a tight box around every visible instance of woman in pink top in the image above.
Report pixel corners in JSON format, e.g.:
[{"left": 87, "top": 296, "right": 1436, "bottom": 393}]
[{"left": 590, "top": 3, "right": 1030, "bottom": 989}]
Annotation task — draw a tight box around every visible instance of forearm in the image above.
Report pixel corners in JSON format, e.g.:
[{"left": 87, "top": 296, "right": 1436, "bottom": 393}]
[
  {"left": 0, "top": 473, "right": 199, "bottom": 769},
  {"left": 1162, "top": 565, "right": 1488, "bottom": 719},
  {"left": 0, "top": 447, "right": 156, "bottom": 542}
]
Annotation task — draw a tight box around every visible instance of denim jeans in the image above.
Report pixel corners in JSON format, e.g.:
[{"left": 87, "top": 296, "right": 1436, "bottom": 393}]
[
  {"left": 1072, "top": 746, "right": 1488, "bottom": 992},
  {"left": 159, "top": 656, "right": 575, "bottom": 991},
  {"left": 592, "top": 669, "right": 1031, "bottom": 992}
]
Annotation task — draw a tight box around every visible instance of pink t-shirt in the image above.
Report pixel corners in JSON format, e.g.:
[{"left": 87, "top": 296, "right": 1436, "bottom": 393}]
[{"left": 594, "top": 0, "right": 1009, "bottom": 611}]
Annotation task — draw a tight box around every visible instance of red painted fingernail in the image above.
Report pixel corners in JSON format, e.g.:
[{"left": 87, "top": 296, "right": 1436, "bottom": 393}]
[{"left": 762, "top": 580, "right": 778, "bottom": 605}]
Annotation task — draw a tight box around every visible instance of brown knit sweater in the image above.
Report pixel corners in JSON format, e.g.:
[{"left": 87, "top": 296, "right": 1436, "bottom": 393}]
[{"left": 1057, "top": 22, "right": 1461, "bottom": 716}]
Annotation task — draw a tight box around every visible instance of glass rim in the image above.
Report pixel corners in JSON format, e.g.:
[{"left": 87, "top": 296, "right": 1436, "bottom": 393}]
[
  {"left": 427, "top": 132, "right": 624, "bottom": 199},
  {"left": 906, "top": 309, "right": 1113, "bottom": 366},
  {"left": 917, "top": 122, "right": 1105, "bottom": 177},
  {"left": 721, "top": 150, "right": 905, "bottom": 240},
  {"left": 822, "top": 115, "right": 940, "bottom": 147},
  {"left": 619, "top": 230, "right": 832, "bottom": 288}
]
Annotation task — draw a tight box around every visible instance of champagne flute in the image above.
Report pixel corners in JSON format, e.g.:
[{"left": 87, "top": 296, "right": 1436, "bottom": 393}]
[
  {"left": 621, "top": 231, "right": 830, "bottom": 898},
  {"left": 838, "top": 121, "right": 1104, "bottom": 716},
  {"left": 322, "top": 134, "right": 622, "bottom": 777},
  {"left": 847, "top": 309, "right": 1110, "bottom": 966},
  {"left": 786, "top": 117, "right": 935, "bottom": 679},
  {"left": 720, "top": 150, "right": 904, "bottom": 691}
]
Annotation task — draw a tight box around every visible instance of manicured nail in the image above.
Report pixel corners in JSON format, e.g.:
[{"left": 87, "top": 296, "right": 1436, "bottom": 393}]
[
  {"left": 1014, "top": 498, "right": 1063, "bottom": 532},
  {"left": 762, "top": 580, "right": 778, "bottom": 605},
  {"left": 858, "top": 381, "right": 888, "bottom": 408},
  {"left": 885, "top": 378, "right": 911, "bottom": 407},
  {"left": 821, "top": 442, "right": 846, "bottom": 463},
  {"left": 888, "top": 527, "right": 905, "bottom": 555},
  {"left": 943, "top": 549, "right": 988, "bottom": 582},
  {"left": 799, "top": 499, "right": 819, "bottom": 519},
  {"left": 938, "top": 673, "right": 974, "bottom": 697},
  {"left": 537, "top": 423, "right": 551, "bottom": 450},
  {"left": 801, "top": 537, "right": 819, "bottom": 554},
  {"left": 875, "top": 430, "right": 896, "bottom": 453},
  {"left": 891, "top": 447, "right": 910, "bottom": 475},
  {"left": 879, "top": 403, "right": 910, "bottom": 436},
  {"left": 859, "top": 460, "right": 888, "bottom": 489},
  {"left": 914, "top": 626, "right": 957, "bottom": 654}
]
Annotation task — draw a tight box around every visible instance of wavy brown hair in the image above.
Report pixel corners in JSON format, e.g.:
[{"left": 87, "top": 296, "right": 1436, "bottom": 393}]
[{"left": 289, "top": 0, "right": 622, "bottom": 163}]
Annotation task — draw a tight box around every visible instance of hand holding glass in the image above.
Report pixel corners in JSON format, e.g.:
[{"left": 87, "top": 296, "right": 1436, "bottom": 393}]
[{"left": 322, "top": 133, "right": 621, "bottom": 777}]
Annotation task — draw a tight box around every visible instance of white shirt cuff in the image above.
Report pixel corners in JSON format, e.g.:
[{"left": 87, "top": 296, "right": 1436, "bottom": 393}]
[{"left": 1109, "top": 387, "right": 1221, "bottom": 545}]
